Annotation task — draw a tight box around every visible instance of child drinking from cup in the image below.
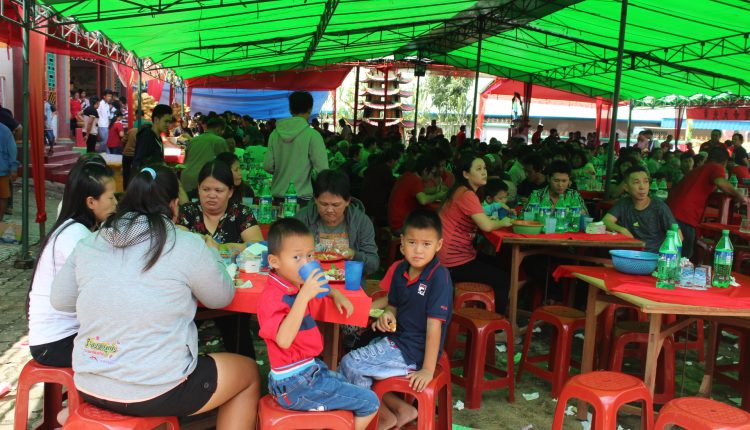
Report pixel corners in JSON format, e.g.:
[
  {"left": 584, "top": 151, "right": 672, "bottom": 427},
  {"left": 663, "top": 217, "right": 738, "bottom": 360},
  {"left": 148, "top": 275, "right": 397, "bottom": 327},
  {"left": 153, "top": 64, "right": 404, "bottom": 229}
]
[
  {"left": 339, "top": 209, "right": 453, "bottom": 430},
  {"left": 257, "top": 218, "right": 379, "bottom": 430},
  {"left": 481, "top": 178, "right": 515, "bottom": 220}
]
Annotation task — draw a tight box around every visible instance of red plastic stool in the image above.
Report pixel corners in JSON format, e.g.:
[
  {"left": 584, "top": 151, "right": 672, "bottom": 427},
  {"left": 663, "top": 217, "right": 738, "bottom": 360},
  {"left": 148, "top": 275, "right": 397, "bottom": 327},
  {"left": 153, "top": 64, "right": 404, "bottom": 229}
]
[
  {"left": 608, "top": 321, "right": 676, "bottom": 404},
  {"left": 446, "top": 308, "right": 514, "bottom": 409},
  {"left": 366, "top": 354, "right": 452, "bottom": 430},
  {"left": 517, "top": 305, "right": 585, "bottom": 398},
  {"left": 258, "top": 394, "right": 354, "bottom": 429},
  {"left": 596, "top": 304, "right": 643, "bottom": 369},
  {"left": 14, "top": 359, "right": 82, "bottom": 430},
  {"left": 552, "top": 371, "right": 654, "bottom": 430},
  {"left": 665, "top": 314, "right": 705, "bottom": 362},
  {"left": 655, "top": 397, "right": 750, "bottom": 429},
  {"left": 63, "top": 402, "right": 179, "bottom": 429},
  {"left": 454, "top": 282, "right": 495, "bottom": 311}
]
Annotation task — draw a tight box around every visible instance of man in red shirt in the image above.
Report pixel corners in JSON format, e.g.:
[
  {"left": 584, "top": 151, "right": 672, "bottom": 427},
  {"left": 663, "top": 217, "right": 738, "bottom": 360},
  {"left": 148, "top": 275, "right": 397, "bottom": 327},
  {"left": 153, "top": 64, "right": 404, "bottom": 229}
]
[
  {"left": 456, "top": 125, "right": 466, "bottom": 149},
  {"left": 69, "top": 90, "right": 82, "bottom": 139},
  {"left": 666, "top": 147, "right": 749, "bottom": 259},
  {"left": 531, "top": 124, "right": 543, "bottom": 145},
  {"left": 387, "top": 155, "right": 446, "bottom": 232}
]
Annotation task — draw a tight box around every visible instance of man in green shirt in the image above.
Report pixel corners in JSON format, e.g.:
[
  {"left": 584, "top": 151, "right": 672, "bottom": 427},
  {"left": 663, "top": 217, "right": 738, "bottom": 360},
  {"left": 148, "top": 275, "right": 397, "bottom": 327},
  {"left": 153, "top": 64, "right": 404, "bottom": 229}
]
[{"left": 181, "top": 117, "right": 229, "bottom": 194}]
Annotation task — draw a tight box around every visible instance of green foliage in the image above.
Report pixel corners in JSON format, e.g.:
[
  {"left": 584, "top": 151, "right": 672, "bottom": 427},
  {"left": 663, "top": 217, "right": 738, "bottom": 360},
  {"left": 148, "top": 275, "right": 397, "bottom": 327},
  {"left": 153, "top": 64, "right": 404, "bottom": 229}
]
[{"left": 424, "top": 75, "right": 473, "bottom": 137}]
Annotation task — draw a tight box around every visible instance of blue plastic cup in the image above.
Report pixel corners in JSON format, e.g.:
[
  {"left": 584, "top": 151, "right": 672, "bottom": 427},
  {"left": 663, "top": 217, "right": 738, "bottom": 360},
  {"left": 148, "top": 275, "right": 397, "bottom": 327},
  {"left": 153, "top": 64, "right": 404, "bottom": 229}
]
[
  {"left": 298, "top": 260, "right": 329, "bottom": 298},
  {"left": 344, "top": 260, "right": 364, "bottom": 291},
  {"left": 544, "top": 217, "right": 557, "bottom": 234}
]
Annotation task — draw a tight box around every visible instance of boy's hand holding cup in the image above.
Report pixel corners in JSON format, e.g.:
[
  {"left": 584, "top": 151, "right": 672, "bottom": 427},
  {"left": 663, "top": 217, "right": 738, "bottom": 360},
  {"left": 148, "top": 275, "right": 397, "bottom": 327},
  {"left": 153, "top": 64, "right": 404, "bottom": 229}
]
[
  {"left": 373, "top": 310, "right": 397, "bottom": 333},
  {"left": 298, "top": 264, "right": 329, "bottom": 301}
]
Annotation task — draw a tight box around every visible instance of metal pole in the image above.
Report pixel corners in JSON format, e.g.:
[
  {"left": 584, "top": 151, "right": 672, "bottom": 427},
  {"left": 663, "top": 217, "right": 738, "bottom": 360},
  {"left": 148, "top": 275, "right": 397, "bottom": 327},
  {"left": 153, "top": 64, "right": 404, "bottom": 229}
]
[
  {"left": 353, "top": 65, "right": 360, "bottom": 134},
  {"left": 136, "top": 59, "right": 143, "bottom": 124},
  {"left": 603, "top": 1, "right": 628, "bottom": 200},
  {"left": 16, "top": 0, "right": 33, "bottom": 266},
  {"left": 413, "top": 73, "right": 421, "bottom": 142},
  {"left": 470, "top": 18, "right": 484, "bottom": 140},
  {"left": 180, "top": 84, "right": 185, "bottom": 118},
  {"left": 626, "top": 100, "right": 633, "bottom": 147},
  {"left": 332, "top": 90, "right": 337, "bottom": 128}
]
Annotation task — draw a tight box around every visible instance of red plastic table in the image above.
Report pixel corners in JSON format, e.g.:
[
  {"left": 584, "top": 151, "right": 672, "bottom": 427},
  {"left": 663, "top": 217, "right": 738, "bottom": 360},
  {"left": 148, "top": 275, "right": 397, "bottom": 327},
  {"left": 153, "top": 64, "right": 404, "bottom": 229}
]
[
  {"left": 484, "top": 229, "right": 643, "bottom": 335},
  {"left": 553, "top": 265, "right": 750, "bottom": 419}
]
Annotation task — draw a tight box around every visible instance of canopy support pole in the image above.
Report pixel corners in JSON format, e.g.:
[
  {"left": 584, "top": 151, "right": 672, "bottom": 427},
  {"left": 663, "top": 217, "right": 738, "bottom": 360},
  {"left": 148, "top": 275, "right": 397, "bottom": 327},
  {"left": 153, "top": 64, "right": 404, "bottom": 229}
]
[
  {"left": 332, "top": 90, "right": 337, "bottom": 127},
  {"left": 413, "top": 73, "right": 421, "bottom": 143},
  {"left": 180, "top": 84, "right": 186, "bottom": 118},
  {"left": 353, "top": 66, "right": 360, "bottom": 135},
  {"left": 470, "top": 18, "right": 484, "bottom": 140},
  {"left": 16, "top": 0, "right": 34, "bottom": 267},
  {"left": 603, "top": 0, "right": 628, "bottom": 201},
  {"left": 626, "top": 100, "right": 634, "bottom": 147},
  {"left": 136, "top": 59, "right": 143, "bottom": 124}
]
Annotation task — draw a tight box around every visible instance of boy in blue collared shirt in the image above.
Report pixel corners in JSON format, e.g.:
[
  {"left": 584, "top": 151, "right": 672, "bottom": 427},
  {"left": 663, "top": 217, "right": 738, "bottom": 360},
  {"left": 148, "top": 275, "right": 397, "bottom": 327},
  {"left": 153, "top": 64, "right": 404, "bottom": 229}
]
[{"left": 340, "top": 209, "right": 453, "bottom": 430}]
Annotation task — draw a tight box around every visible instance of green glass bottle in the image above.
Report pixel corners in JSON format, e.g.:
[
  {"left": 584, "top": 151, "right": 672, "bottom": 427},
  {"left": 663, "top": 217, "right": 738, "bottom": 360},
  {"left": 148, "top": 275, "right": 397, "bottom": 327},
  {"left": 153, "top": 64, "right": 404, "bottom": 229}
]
[
  {"left": 656, "top": 231, "right": 678, "bottom": 289},
  {"left": 712, "top": 230, "right": 733, "bottom": 288}
]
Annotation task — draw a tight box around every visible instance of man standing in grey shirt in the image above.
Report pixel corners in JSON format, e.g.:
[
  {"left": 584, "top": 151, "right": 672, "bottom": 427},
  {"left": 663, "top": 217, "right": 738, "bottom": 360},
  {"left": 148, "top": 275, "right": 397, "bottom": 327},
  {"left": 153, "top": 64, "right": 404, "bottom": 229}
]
[{"left": 603, "top": 165, "right": 680, "bottom": 253}]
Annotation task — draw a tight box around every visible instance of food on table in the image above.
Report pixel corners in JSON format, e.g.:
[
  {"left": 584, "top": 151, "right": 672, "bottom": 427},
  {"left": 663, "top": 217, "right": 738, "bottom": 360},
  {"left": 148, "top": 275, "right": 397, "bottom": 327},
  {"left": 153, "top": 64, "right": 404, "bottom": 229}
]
[
  {"left": 316, "top": 251, "right": 344, "bottom": 262},
  {"left": 324, "top": 264, "right": 344, "bottom": 281},
  {"left": 388, "top": 320, "right": 397, "bottom": 332}
]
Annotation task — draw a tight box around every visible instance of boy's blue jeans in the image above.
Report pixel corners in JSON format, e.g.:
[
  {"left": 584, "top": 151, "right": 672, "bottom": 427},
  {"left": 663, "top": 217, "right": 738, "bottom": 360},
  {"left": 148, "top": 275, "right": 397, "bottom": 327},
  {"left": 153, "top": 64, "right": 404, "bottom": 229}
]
[
  {"left": 268, "top": 359, "right": 379, "bottom": 417},
  {"left": 340, "top": 337, "right": 417, "bottom": 389}
]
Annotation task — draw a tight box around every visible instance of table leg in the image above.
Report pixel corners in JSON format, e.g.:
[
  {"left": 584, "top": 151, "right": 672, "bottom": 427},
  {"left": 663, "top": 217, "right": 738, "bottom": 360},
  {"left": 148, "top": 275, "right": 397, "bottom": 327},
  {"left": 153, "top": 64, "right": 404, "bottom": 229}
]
[
  {"left": 699, "top": 321, "right": 720, "bottom": 397},
  {"left": 320, "top": 322, "right": 341, "bottom": 370},
  {"left": 643, "top": 314, "right": 664, "bottom": 395},
  {"left": 577, "top": 283, "right": 600, "bottom": 421},
  {"left": 509, "top": 244, "right": 521, "bottom": 336}
]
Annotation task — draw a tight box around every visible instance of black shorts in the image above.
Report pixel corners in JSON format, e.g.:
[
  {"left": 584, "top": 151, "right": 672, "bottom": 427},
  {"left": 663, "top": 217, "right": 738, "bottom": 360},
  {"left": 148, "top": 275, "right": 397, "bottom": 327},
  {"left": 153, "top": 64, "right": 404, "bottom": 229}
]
[
  {"left": 30, "top": 333, "right": 76, "bottom": 367},
  {"left": 81, "top": 355, "right": 217, "bottom": 417}
]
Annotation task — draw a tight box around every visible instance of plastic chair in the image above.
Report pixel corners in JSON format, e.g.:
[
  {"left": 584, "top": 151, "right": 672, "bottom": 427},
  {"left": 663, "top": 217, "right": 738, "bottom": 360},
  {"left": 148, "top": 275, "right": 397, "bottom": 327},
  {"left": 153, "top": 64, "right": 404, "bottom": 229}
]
[
  {"left": 552, "top": 371, "right": 654, "bottom": 430},
  {"left": 63, "top": 402, "right": 179, "bottom": 429},
  {"left": 258, "top": 394, "right": 354, "bottom": 430},
  {"left": 655, "top": 397, "right": 750, "bottom": 429},
  {"left": 375, "top": 227, "right": 401, "bottom": 270},
  {"left": 608, "top": 321, "right": 676, "bottom": 404},
  {"left": 453, "top": 282, "right": 495, "bottom": 311},
  {"left": 516, "top": 305, "right": 586, "bottom": 398},
  {"left": 366, "top": 354, "right": 452, "bottom": 430},
  {"left": 665, "top": 314, "right": 705, "bottom": 362},
  {"left": 446, "top": 307, "right": 514, "bottom": 409},
  {"left": 15, "top": 359, "right": 82, "bottom": 430}
]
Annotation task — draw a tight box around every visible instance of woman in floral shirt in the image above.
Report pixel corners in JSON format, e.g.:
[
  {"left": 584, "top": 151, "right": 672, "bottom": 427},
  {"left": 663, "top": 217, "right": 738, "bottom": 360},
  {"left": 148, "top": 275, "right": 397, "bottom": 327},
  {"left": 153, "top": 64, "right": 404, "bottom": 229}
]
[{"left": 178, "top": 160, "right": 263, "bottom": 250}]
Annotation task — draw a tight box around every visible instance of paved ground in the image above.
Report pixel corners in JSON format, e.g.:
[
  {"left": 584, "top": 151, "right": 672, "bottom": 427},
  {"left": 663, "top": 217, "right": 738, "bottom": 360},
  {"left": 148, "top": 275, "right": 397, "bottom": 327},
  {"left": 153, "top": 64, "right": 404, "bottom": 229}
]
[{"left": 0, "top": 181, "right": 63, "bottom": 429}]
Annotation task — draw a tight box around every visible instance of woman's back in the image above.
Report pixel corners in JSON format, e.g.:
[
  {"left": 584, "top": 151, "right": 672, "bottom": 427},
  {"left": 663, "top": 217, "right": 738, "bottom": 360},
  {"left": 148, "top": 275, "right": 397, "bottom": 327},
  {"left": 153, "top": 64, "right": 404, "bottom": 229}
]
[{"left": 51, "top": 217, "right": 233, "bottom": 401}]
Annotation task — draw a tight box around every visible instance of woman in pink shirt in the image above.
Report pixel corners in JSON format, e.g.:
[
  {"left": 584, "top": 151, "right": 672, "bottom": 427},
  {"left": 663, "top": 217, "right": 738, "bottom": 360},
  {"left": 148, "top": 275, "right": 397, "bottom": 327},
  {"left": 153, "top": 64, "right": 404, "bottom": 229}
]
[{"left": 438, "top": 153, "right": 512, "bottom": 313}]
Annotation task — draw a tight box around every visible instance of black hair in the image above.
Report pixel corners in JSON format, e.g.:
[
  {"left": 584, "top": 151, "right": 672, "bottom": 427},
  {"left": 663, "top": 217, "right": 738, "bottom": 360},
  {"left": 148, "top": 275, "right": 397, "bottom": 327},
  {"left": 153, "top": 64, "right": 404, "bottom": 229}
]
[
  {"left": 207, "top": 117, "right": 226, "bottom": 131},
  {"left": 313, "top": 169, "right": 351, "bottom": 200},
  {"left": 27, "top": 160, "right": 114, "bottom": 316},
  {"left": 151, "top": 104, "right": 172, "bottom": 121},
  {"left": 546, "top": 160, "right": 572, "bottom": 177},
  {"left": 89, "top": 96, "right": 99, "bottom": 106},
  {"left": 446, "top": 151, "right": 483, "bottom": 203},
  {"left": 707, "top": 146, "right": 730, "bottom": 164},
  {"left": 348, "top": 144, "right": 362, "bottom": 159},
  {"left": 680, "top": 152, "right": 694, "bottom": 161},
  {"left": 624, "top": 164, "right": 649, "bottom": 180},
  {"left": 103, "top": 89, "right": 113, "bottom": 96},
  {"left": 103, "top": 164, "right": 180, "bottom": 272},
  {"left": 216, "top": 152, "right": 239, "bottom": 166},
  {"left": 414, "top": 154, "right": 439, "bottom": 176},
  {"left": 70, "top": 90, "right": 77, "bottom": 97},
  {"left": 109, "top": 111, "right": 123, "bottom": 130},
  {"left": 403, "top": 208, "right": 442, "bottom": 238},
  {"left": 289, "top": 91, "right": 314, "bottom": 115},
  {"left": 482, "top": 178, "right": 509, "bottom": 201},
  {"left": 521, "top": 153, "right": 545, "bottom": 172},
  {"left": 267, "top": 217, "right": 313, "bottom": 256},
  {"left": 198, "top": 159, "right": 235, "bottom": 190}
]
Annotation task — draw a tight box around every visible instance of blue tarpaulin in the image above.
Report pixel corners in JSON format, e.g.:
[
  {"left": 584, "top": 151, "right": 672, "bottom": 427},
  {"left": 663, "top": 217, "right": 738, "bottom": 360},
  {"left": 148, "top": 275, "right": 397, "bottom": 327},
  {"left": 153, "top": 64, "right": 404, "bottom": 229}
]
[
  {"left": 160, "top": 83, "right": 329, "bottom": 120},
  {"left": 661, "top": 118, "right": 750, "bottom": 131}
]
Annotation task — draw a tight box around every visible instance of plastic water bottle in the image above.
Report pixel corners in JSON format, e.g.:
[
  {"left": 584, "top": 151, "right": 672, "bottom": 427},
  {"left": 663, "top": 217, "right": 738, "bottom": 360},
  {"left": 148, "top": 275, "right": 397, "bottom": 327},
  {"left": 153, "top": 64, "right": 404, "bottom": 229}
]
[
  {"left": 730, "top": 174, "right": 739, "bottom": 189},
  {"left": 671, "top": 223, "right": 682, "bottom": 263},
  {"left": 259, "top": 180, "right": 273, "bottom": 224},
  {"left": 283, "top": 181, "right": 297, "bottom": 218},
  {"left": 656, "top": 231, "right": 678, "bottom": 289},
  {"left": 712, "top": 229, "right": 733, "bottom": 288},
  {"left": 567, "top": 191, "right": 582, "bottom": 232},
  {"left": 649, "top": 179, "right": 659, "bottom": 197},
  {"left": 554, "top": 194, "right": 568, "bottom": 233},
  {"left": 527, "top": 192, "right": 541, "bottom": 221},
  {"left": 538, "top": 195, "right": 552, "bottom": 224}
]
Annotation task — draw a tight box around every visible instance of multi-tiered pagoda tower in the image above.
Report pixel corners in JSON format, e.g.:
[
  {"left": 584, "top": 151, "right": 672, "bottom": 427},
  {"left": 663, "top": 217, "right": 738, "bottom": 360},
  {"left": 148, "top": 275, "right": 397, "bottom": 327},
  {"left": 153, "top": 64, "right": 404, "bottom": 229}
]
[{"left": 358, "top": 66, "right": 414, "bottom": 138}]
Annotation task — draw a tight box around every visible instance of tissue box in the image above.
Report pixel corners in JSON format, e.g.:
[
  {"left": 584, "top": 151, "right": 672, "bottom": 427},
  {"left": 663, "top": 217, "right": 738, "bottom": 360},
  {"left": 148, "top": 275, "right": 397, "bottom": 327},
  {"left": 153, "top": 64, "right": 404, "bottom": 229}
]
[{"left": 585, "top": 221, "right": 606, "bottom": 234}]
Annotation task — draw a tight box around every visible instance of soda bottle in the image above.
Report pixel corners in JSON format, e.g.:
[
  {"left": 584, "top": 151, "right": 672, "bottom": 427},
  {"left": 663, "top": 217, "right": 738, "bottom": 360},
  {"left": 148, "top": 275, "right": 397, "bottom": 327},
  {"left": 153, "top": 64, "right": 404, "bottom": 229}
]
[
  {"left": 730, "top": 174, "right": 739, "bottom": 189},
  {"left": 671, "top": 224, "right": 682, "bottom": 263},
  {"left": 649, "top": 179, "right": 659, "bottom": 197},
  {"left": 656, "top": 231, "right": 678, "bottom": 289},
  {"left": 554, "top": 193, "right": 568, "bottom": 233},
  {"left": 567, "top": 191, "right": 582, "bottom": 232},
  {"left": 527, "top": 191, "right": 541, "bottom": 221},
  {"left": 259, "top": 180, "right": 273, "bottom": 224},
  {"left": 659, "top": 178, "right": 668, "bottom": 191},
  {"left": 538, "top": 194, "right": 552, "bottom": 224},
  {"left": 712, "top": 229, "right": 734, "bottom": 288},
  {"left": 283, "top": 181, "right": 297, "bottom": 217}
]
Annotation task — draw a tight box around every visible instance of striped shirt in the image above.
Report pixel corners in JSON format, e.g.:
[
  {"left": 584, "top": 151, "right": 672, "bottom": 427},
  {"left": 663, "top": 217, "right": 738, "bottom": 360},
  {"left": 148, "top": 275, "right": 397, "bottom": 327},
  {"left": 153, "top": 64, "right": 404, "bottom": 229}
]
[{"left": 438, "top": 186, "right": 484, "bottom": 267}]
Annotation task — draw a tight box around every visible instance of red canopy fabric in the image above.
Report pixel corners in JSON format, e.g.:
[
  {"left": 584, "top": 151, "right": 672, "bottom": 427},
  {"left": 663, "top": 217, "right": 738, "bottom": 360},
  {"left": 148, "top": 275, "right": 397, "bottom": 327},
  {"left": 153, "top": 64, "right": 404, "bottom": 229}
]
[
  {"left": 185, "top": 67, "right": 351, "bottom": 91},
  {"left": 29, "top": 20, "right": 47, "bottom": 224}
]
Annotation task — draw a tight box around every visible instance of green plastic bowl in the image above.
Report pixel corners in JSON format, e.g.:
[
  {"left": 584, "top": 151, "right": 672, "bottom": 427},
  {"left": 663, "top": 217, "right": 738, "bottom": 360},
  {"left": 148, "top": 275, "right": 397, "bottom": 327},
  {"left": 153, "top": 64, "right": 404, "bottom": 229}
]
[{"left": 512, "top": 221, "right": 544, "bottom": 235}]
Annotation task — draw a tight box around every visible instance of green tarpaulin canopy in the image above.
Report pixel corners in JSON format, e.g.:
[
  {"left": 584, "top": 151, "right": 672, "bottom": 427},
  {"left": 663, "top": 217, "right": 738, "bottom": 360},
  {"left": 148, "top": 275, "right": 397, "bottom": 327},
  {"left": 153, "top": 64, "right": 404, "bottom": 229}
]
[{"left": 39, "top": 0, "right": 750, "bottom": 100}]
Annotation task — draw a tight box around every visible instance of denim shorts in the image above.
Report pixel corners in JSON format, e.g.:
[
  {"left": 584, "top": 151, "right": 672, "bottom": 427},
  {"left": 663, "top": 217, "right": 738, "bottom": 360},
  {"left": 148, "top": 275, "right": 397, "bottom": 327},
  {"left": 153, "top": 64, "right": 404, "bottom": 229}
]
[
  {"left": 339, "top": 337, "right": 417, "bottom": 389},
  {"left": 268, "top": 359, "right": 379, "bottom": 417}
]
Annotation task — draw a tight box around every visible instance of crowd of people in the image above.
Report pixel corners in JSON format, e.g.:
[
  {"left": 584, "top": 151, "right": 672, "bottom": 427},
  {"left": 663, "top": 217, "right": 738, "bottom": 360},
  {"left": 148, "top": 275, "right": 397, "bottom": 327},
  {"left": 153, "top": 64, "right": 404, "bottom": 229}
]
[{"left": 17, "top": 87, "right": 750, "bottom": 429}]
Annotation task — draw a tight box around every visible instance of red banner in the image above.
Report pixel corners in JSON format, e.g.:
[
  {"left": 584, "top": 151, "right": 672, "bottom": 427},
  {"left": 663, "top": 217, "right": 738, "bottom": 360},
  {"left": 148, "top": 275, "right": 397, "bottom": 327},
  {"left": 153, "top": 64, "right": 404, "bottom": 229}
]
[{"left": 687, "top": 107, "right": 750, "bottom": 121}]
